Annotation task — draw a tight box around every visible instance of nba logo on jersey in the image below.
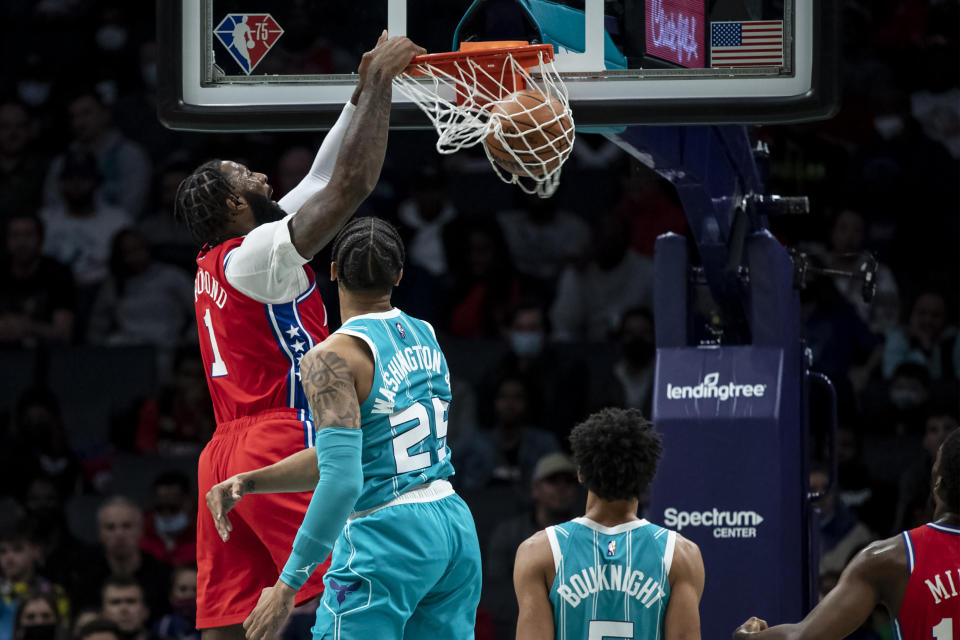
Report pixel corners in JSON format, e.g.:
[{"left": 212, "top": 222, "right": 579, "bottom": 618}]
[
  {"left": 607, "top": 540, "right": 616, "bottom": 556},
  {"left": 213, "top": 14, "right": 284, "bottom": 75},
  {"left": 395, "top": 322, "right": 406, "bottom": 339}
]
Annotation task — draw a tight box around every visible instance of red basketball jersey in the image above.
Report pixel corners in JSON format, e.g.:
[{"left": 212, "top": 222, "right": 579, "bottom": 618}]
[
  {"left": 193, "top": 238, "right": 329, "bottom": 425},
  {"left": 896, "top": 522, "right": 960, "bottom": 640}
]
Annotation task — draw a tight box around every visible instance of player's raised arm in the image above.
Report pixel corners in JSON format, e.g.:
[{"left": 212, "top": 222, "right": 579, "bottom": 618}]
[
  {"left": 287, "top": 34, "right": 425, "bottom": 259},
  {"left": 663, "top": 535, "right": 705, "bottom": 640},
  {"left": 513, "top": 531, "right": 556, "bottom": 640},
  {"left": 243, "top": 336, "right": 369, "bottom": 640},
  {"left": 732, "top": 536, "right": 904, "bottom": 640}
]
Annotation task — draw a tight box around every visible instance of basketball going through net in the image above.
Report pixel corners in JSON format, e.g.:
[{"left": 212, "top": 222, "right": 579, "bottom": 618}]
[{"left": 393, "top": 42, "right": 575, "bottom": 198}]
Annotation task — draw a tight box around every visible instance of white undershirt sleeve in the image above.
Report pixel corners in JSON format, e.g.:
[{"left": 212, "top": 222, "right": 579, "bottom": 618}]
[
  {"left": 225, "top": 101, "right": 356, "bottom": 303},
  {"left": 277, "top": 102, "right": 356, "bottom": 215},
  {"left": 224, "top": 214, "right": 310, "bottom": 304}
]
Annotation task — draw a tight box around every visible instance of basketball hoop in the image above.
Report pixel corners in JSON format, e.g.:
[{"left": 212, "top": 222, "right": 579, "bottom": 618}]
[{"left": 393, "top": 42, "right": 575, "bottom": 198}]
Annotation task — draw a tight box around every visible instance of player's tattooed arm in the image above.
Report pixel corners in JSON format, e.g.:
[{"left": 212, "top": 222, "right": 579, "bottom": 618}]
[
  {"left": 300, "top": 347, "right": 361, "bottom": 430},
  {"left": 289, "top": 34, "right": 425, "bottom": 259}
]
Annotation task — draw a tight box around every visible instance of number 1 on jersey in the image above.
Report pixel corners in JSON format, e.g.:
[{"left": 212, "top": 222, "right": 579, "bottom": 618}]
[
  {"left": 932, "top": 618, "right": 953, "bottom": 640},
  {"left": 203, "top": 308, "right": 228, "bottom": 377}
]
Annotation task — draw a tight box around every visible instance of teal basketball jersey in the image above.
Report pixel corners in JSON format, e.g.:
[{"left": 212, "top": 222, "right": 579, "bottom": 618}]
[
  {"left": 333, "top": 308, "right": 454, "bottom": 512},
  {"left": 547, "top": 517, "right": 676, "bottom": 640}
]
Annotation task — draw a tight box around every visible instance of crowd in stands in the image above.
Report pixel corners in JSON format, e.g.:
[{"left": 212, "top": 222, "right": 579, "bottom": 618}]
[{"left": 0, "top": 1, "right": 957, "bottom": 639}]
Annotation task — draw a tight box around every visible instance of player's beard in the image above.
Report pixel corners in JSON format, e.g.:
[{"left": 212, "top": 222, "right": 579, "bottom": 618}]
[{"left": 245, "top": 191, "right": 286, "bottom": 226}]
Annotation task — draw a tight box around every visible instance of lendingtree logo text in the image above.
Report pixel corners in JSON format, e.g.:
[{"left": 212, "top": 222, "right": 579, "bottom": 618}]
[{"left": 665, "top": 372, "right": 766, "bottom": 401}]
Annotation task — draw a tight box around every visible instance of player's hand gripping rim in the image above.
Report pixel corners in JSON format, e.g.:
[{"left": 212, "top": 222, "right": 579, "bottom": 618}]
[{"left": 205, "top": 474, "right": 248, "bottom": 542}]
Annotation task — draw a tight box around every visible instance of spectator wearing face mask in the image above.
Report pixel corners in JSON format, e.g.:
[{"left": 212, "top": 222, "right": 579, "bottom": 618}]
[
  {"left": 140, "top": 474, "right": 195, "bottom": 566},
  {"left": 478, "top": 301, "right": 588, "bottom": 444},
  {"left": 0, "top": 522, "right": 69, "bottom": 640},
  {"left": 152, "top": 567, "right": 196, "bottom": 640},
  {"left": 11, "top": 593, "right": 63, "bottom": 640}
]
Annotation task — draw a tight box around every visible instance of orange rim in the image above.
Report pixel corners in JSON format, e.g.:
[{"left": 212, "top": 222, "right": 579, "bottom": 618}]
[{"left": 404, "top": 42, "right": 555, "bottom": 76}]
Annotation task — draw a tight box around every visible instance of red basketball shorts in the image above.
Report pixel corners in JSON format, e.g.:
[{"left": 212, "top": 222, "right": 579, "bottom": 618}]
[{"left": 196, "top": 409, "right": 328, "bottom": 628}]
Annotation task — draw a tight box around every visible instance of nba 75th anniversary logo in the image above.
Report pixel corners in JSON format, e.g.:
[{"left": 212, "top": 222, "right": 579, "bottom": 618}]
[{"left": 214, "top": 14, "right": 284, "bottom": 75}]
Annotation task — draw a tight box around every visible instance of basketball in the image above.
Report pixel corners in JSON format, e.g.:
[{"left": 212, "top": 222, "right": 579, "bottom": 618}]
[{"left": 484, "top": 89, "right": 573, "bottom": 178}]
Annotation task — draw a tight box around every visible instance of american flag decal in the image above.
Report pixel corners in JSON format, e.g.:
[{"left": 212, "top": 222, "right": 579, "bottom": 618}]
[{"left": 710, "top": 21, "right": 783, "bottom": 67}]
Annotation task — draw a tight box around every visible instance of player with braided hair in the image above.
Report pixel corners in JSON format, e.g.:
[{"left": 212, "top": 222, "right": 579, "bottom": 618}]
[
  {"left": 205, "top": 215, "right": 482, "bottom": 639},
  {"left": 178, "top": 33, "right": 426, "bottom": 640}
]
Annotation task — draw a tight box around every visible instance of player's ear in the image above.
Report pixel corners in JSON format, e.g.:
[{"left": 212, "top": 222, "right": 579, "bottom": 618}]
[
  {"left": 330, "top": 261, "right": 339, "bottom": 282},
  {"left": 394, "top": 268, "right": 403, "bottom": 286},
  {"left": 226, "top": 193, "right": 246, "bottom": 214}
]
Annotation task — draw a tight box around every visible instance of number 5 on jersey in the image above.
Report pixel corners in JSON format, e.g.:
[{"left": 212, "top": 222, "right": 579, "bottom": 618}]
[{"left": 390, "top": 398, "right": 449, "bottom": 473}]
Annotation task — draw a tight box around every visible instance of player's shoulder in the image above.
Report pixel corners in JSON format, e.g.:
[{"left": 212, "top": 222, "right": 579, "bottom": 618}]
[
  {"left": 516, "top": 529, "right": 555, "bottom": 572},
  {"left": 668, "top": 532, "right": 704, "bottom": 580},
  {"left": 305, "top": 332, "right": 375, "bottom": 377},
  {"left": 846, "top": 534, "right": 909, "bottom": 581}
]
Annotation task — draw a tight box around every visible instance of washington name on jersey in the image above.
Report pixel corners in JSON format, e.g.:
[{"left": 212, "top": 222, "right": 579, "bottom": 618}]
[{"left": 371, "top": 344, "right": 448, "bottom": 415}]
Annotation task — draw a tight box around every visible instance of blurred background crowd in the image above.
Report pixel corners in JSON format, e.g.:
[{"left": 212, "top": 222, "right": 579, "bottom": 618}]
[{"left": 0, "top": 1, "right": 957, "bottom": 639}]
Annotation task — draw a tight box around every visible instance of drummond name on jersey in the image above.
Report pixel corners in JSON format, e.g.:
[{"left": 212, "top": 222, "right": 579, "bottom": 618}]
[
  {"left": 195, "top": 268, "right": 228, "bottom": 309},
  {"left": 372, "top": 346, "right": 446, "bottom": 414},
  {"left": 555, "top": 564, "right": 666, "bottom": 609}
]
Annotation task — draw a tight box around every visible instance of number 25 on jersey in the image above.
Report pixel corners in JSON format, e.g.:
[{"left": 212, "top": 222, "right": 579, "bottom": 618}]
[{"left": 390, "top": 399, "right": 449, "bottom": 473}]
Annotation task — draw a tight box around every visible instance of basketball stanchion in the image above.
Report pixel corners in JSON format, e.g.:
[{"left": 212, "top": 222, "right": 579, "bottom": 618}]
[{"left": 393, "top": 41, "right": 575, "bottom": 198}]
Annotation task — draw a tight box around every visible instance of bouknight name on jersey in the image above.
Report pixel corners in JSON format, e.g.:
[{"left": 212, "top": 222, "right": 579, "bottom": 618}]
[
  {"left": 555, "top": 564, "right": 667, "bottom": 610},
  {"left": 372, "top": 346, "right": 447, "bottom": 414},
  {"left": 195, "top": 267, "right": 228, "bottom": 309}
]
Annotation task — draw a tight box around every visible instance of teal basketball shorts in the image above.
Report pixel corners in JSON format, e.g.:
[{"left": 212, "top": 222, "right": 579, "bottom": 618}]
[{"left": 311, "top": 482, "right": 482, "bottom": 640}]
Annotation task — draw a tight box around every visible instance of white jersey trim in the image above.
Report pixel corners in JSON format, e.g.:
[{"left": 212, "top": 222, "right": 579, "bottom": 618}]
[
  {"left": 901, "top": 531, "right": 915, "bottom": 574},
  {"left": 335, "top": 329, "right": 381, "bottom": 378},
  {"left": 573, "top": 517, "right": 649, "bottom": 536},
  {"left": 347, "top": 479, "right": 453, "bottom": 520},
  {"left": 342, "top": 308, "right": 403, "bottom": 322},
  {"left": 545, "top": 526, "right": 563, "bottom": 573},
  {"left": 664, "top": 530, "right": 677, "bottom": 576}
]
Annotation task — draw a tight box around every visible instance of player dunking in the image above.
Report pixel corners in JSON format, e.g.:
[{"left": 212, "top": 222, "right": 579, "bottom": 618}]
[
  {"left": 205, "top": 217, "right": 482, "bottom": 639},
  {"left": 734, "top": 428, "right": 960, "bottom": 640},
  {"left": 513, "top": 408, "right": 705, "bottom": 639},
  {"left": 173, "top": 33, "right": 425, "bottom": 639}
]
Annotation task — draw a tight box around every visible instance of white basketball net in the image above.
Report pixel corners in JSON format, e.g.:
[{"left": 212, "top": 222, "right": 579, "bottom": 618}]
[{"left": 393, "top": 49, "right": 575, "bottom": 198}]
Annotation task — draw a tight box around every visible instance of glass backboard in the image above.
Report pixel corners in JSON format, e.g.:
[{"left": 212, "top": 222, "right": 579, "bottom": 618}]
[{"left": 158, "top": 0, "right": 838, "bottom": 131}]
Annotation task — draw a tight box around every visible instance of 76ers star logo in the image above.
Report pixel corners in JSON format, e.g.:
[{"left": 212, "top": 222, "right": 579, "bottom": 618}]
[{"left": 213, "top": 14, "right": 283, "bottom": 75}]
